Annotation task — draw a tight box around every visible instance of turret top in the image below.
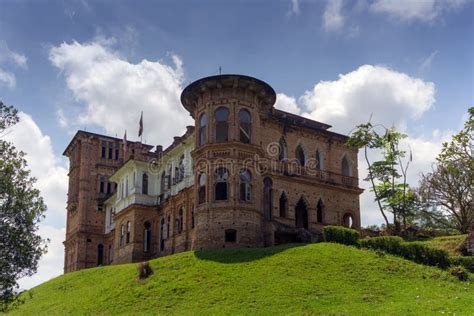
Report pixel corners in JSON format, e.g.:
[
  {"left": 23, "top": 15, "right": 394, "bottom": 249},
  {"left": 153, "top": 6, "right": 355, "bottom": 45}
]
[{"left": 180, "top": 74, "right": 276, "bottom": 114}]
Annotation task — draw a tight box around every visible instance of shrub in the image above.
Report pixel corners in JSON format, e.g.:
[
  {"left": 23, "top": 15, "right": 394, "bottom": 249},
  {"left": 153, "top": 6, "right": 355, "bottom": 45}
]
[
  {"left": 358, "top": 236, "right": 403, "bottom": 254},
  {"left": 451, "top": 256, "right": 474, "bottom": 273},
  {"left": 450, "top": 266, "right": 470, "bottom": 281},
  {"left": 323, "top": 226, "right": 359, "bottom": 246},
  {"left": 137, "top": 261, "right": 154, "bottom": 279}
]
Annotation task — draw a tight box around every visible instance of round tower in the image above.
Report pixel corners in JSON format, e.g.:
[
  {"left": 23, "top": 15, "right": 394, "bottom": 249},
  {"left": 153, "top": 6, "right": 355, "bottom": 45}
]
[{"left": 181, "top": 74, "right": 276, "bottom": 249}]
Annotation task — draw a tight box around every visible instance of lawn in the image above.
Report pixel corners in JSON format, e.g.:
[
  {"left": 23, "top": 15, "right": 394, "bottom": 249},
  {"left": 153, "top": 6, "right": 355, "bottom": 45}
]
[
  {"left": 10, "top": 243, "right": 473, "bottom": 315},
  {"left": 418, "top": 234, "right": 468, "bottom": 256}
]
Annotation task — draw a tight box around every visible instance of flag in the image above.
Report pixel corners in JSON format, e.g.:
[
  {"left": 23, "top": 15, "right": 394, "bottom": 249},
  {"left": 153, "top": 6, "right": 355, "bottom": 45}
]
[
  {"left": 123, "top": 130, "right": 128, "bottom": 153},
  {"left": 138, "top": 111, "right": 143, "bottom": 137}
]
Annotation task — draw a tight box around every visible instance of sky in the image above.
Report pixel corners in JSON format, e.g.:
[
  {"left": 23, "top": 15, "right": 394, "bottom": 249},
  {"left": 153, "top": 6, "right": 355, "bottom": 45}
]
[{"left": 0, "top": 0, "right": 473, "bottom": 289}]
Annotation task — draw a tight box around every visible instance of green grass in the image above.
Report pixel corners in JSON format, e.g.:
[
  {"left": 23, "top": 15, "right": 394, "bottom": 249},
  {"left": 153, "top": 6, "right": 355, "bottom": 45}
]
[
  {"left": 417, "top": 235, "right": 467, "bottom": 256},
  {"left": 11, "top": 243, "right": 474, "bottom": 315}
]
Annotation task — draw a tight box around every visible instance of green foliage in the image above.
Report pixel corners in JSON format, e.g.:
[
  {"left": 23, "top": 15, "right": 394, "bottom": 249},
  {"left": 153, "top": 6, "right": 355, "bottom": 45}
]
[
  {"left": 0, "top": 101, "right": 47, "bottom": 312},
  {"left": 323, "top": 225, "right": 359, "bottom": 246},
  {"left": 451, "top": 256, "right": 474, "bottom": 273},
  {"left": 359, "top": 237, "right": 451, "bottom": 269},
  {"left": 450, "top": 265, "right": 470, "bottom": 282},
  {"left": 419, "top": 235, "right": 467, "bottom": 256}
]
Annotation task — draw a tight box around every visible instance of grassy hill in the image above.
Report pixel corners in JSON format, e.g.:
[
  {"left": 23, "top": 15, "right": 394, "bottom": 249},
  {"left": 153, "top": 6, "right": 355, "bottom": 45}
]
[
  {"left": 11, "top": 243, "right": 473, "bottom": 315},
  {"left": 418, "top": 234, "right": 467, "bottom": 256}
]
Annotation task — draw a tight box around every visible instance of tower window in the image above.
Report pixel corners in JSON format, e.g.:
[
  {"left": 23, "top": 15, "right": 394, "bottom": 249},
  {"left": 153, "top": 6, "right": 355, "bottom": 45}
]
[
  {"left": 278, "top": 137, "right": 287, "bottom": 161},
  {"left": 239, "top": 169, "right": 252, "bottom": 201},
  {"left": 199, "top": 112, "right": 207, "bottom": 145},
  {"left": 342, "top": 155, "right": 351, "bottom": 176},
  {"left": 142, "top": 172, "right": 149, "bottom": 195},
  {"left": 126, "top": 221, "right": 131, "bottom": 244},
  {"left": 225, "top": 229, "right": 237, "bottom": 243},
  {"left": 215, "top": 107, "right": 229, "bottom": 143},
  {"left": 296, "top": 145, "right": 306, "bottom": 166},
  {"left": 239, "top": 109, "right": 251, "bottom": 144},
  {"left": 198, "top": 173, "right": 207, "bottom": 204},
  {"left": 214, "top": 168, "right": 229, "bottom": 201},
  {"left": 144, "top": 222, "right": 151, "bottom": 253},
  {"left": 279, "top": 192, "right": 288, "bottom": 218}
]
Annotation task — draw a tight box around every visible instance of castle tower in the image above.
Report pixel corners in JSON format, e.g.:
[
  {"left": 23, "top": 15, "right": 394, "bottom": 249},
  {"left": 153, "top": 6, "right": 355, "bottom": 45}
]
[{"left": 181, "top": 75, "right": 277, "bottom": 249}]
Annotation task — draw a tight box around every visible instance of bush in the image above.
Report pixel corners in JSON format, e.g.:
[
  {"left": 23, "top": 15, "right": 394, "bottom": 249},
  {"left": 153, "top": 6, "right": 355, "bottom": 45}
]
[
  {"left": 137, "top": 261, "right": 153, "bottom": 279},
  {"left": 359, "top": 236, "right": 451, "bottom": 269},
  {"left": 359, "top": 236, "right": 403, "bottom": 254},
  {"left": 323, "top": 226, "right": 359, "bottom": 246},
  {"left": 451, "top": 256, "right": 474, "bottom": 273},
  {"left": 450, "top": 266, "right": 470, "bottom": 281}
]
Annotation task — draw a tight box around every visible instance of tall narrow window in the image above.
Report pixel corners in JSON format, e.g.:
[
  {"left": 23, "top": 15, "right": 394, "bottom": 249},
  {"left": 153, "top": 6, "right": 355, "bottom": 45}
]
[
  {"left": 296, "top": 145, "right": 305, "bottom": 166},
  {"left": 144, "top": 222, "right": 151, "bottom": 253},
  {"left": 142, "top": 173, "right": 149, "bottom": 195},
  {"left": 198, "top": 173, "right": 207, "bottom": 204},
  {"left": 167, "top": 167, "right": 172, "bottom": 189},
  {"left": 178, "top": 208, "right": 184, "bottom": 233},
  {"left": 107, "top": 182, "right": 111, "bottom": 195},
  {"left": 263, "top": 178, "right": 273, "bottom": 220},
  {"left": 101, "top": 141, "right": 106, "bottom": 158},
  {"left": 199, "top": 112, "right": 207, "bottom": 145},
  {"left": 125, "top": 176, "right": 129, "bottom": 196},
  {"left": 126, "top": 221, "right": 131, "bottom": 244},
  {"left": 115, "top": 143, "right": 120, "bottom": 160},
  {"left": 160, "top": 218, "right": 165, "bottom": 251},
  {"left": 160, "top": 172, "right": 166, "bottom": 194},
  {"left": 279, "top": 192, "right": 288, "bottom": 218},
  {"left": 167, "top": 216, "right": 170, "bottom": 239},
  {"left": 191, "top": 205, "right": 195, "bottom": 229},
  {"left": 239, "top": 109, "right": 251, "bottom": 144},
  {"left": 120, "top": 224, "right": 125, "bottom": 246},
  {"left": 342, "top": 156, "right": 351, "bottom": 176},
  {"left": 214, "top": 168, "right": 229, "bottom": 201},
  {"left": 317, "top": 199, "right": 324, "bottom": 223},
  {"left": 315, "top": 149, "right": 322, "bottom": 171},
  {"left": 279, "top": 137, "right": 287, "bottom": 161},
  {"left": 108, "top": 142, "right": 113, "bottom": 159},
  {"left": 239, "top": 169, "right": 252, "bottom": 201},
  {"left": 178, "top": 155, "right": 185, "bottom": 182},
  {"left": 97, "top": 244, "right": 104, "bottom": 266},
  {"left": 215, "top": 107, "right": 230, "bottom": 143},
  {"left": 99, "top": 176, "right": 105, "bottom": 193}
]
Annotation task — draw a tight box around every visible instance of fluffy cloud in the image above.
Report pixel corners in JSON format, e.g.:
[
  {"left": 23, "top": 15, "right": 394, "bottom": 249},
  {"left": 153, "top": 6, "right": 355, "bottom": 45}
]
[
  {"left": 0, "top": 40, "right": 27, "bottom": 88},
  {"left": 300, "top": 65, "right": 435, "bottom": 134},
  {"left": 369, "top": 0, "right": 469, "bottom": 22},
  {"left": 275, "top": 93, "right": 301, "bottom": 115},
  {"left": 4, "top": 112, "right": 68, "bottom": 289},
  {"left": 323, "top": 0, "right": 345, "bottom": 32},
  {"left": 49, "top": 39, "right": 193, "bottom": 147},
  {"left": 0, "top": 68, "right": 16, "bottom": 88}
]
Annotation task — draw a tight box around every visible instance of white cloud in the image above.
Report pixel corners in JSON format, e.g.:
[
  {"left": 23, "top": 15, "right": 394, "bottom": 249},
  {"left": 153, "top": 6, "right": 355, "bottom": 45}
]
[
  {"left": 49, "top": 39, "right": 192, "bottom": 147},
  {"left": 275, "top": 93, "right": 301, "bottom": 115},
  {"left": 323, "top": 0, "right": 345, "bottom": 32},
  {"left": 300, "top": 64, "right": 435, "bottom": 134},
  {"left": 0, "top": 40, "right": 27, "bottom": 69},
  {"left": 288, "top": 0, "right": 300, "bottom": 16},
  {"left": 3, "top": 112, "right": 68, "bottom": 289},
  {"left": 0, "top": 68, "right": 16, "bottom": 88},
  {"left": 369, "top": 0, "right": 470, "bottom": 23}
]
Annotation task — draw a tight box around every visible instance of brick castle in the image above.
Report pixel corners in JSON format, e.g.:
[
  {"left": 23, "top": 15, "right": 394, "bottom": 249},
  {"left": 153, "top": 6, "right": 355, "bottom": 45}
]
[{"left": 63, "top": 74, "right": 363, "bottom": 272}]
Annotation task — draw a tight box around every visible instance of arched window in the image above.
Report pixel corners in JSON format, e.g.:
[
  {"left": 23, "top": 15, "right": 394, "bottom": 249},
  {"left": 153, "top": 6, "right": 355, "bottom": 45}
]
[
  {"left": 342, "top": 155, "right": 351, "bottom": 176},
  {"left": 278, "top": 137, "right": 287, "bottom": 161},
  {"left": 178, "top": 208, "right": 184, "bottom": 233},
  {"left": 126, "top": 221, "right": 131, "bottom": 244},
  {"left": 316, "top": 199, "right": 323, "bottom": 223},
  {"left": 198, "top": 173, "right": 207, "bottom": 204},
  {"left": 215, "top": 107, "right": 230, "bottom": 143},
  {"left": 144, "top": 222, "right": 151, "bottom": 253},
  {"left": 177, "top": 155, "right": 185, "bottom": 182},
  {"left": 199, "top": 112, "right": 207, "bottom": 145},
  {"left": 279, "top": 192, "right": 288, "bottom": 218},
  {"left": 263, "top": 178, "right": 273, "bottom": 220},
  {"left": 239, "top": 109, "right": 251, "bottom": 143},
  {"left": 343, "top": 213, "right": 354, "bottom": 228},
  {"left": 239, "top": 169, "right": 252, "bottom": 201},
  {"left": 296, "top": 145, "right": 305, "bottom": 166},
  {"left": 160, "top": 218, "right": 165, "bottom": 251},
  {"left": 214, "top": 168, "right": 229, "bottom": 201},
  {"left": 315, "top": 149, "right": 322, "bottom": 171},
  {"left": 97, "top": 244, "right": 104, "bottom": 266},
  {"left": 160, "top": 172, "right": 166, "bottom": 194},
  {"left": 167, "top": 216, "right": 170, "bottom": 238},
  {"left": 142, "top": 172, "right": 148, "bottom": 195},
  {"left": 120, "top": 224, "right": 125, "bottom": 246}
]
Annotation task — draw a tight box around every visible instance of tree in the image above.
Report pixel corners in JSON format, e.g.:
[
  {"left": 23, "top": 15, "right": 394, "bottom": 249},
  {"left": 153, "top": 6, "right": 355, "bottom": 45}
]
[
  {"left": 418, "top": 107, "right": 473, "bottom": 234},
  {"left": 347, "top": 122, "right": 414, "bottom": 234},
  {"left": 0, "top": 101, "right": 48, "bottom": 311}
]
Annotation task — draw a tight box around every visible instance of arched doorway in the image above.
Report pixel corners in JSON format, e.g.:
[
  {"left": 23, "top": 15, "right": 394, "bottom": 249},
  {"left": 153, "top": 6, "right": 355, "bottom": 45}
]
[
  {"left": 343, "top": 213, "right": 354, "bottom": 228},
  {"left": 295, "top": 198, "right": 309, "bottom": 229},
  {"left": 97, "top": 244, "right": 104, "bottom": 266}
]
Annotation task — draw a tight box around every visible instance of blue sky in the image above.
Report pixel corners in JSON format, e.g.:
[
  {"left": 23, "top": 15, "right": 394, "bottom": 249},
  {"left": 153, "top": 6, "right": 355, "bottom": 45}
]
[{"left": 0, "top": 0, "right": 473, "bottom": 288}]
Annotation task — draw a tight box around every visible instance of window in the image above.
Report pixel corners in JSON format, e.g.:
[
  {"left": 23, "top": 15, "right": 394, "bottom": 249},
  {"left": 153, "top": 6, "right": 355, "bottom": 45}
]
[
  {"left": 99, "top": 176, "right": 105, "bottom": 193},
  {"left": 178, "top": 208, "right": 184, "bottom": 233},
  {"left": 239, "top": 109, "right": 251, "bottom": 143},
  {"left": 296, "top": 145, "right": 305, "bottom": 166},
  {"left": 115, "top": 143, "right": 120, "bottom": 160},
  {"left": 239, "top": 169, "right": 252, "bottom": 201},
  {"left": 108, "top": 142, "right": 113, "bottom": 159},
  {"left": 177, "top": 155, "right": 185, "bottom": 182},
  {"left": 214, "top": 168, "right": 229, "bottom": 201},
  {"left": 167, "top": 167, "right": 172, "bottom": 189},
  {"left": 160, "top": 218, "right": 165, "bottom": 251},
  {"left": 191, "top": 205, "right": 195, "bottom": 229},
  {"left": 215, "top": 107, "right": 229, "bottom": 143},
  {"left": 315, "top": 149, "right": 322, "bottom": 171},
  {"left": 160, "top": 172, "right": 166, "bottom": 194},
  {"left": 125, "top": 176, "right": 129, "bottom": 196},
  {"left": 263, "top": 178, "right": 273, "bottom": 220},
  {"left": 108, "top": 245, "right": 113, "bottom": 264},
  {"left": 101, "top": 142, "right": 106, "bottom": 158},
  {"left": 144, "top": 222, "right": 151, "bottom": 253},
  {"left": 343, "top": 213, "right": 354, "bottom": 228},
  {"left": 199, "top": 112, "right": 207, "bottom": 145},
  {"left": 225, "top": 229, "right": 237, "bottom": 243},
  {"left": 342, "top": 156, "right": 351, "bottom": 176},
  {"left": 198, "top": 173, "right": 206, "bottom": 204},
  {"left": 126, "top": 221, "right": 131, "bottom": 244},
  {"left": 120, "top": 224, "right": 125, "bottom": 246},
  {"left": 278, "top": 137, "right": 287, "bottom": 161},
  {"left": 97, "top": 203, "right": 104, "bottom": 212},
  {"left": 142, "top": 173, "right": 149, "bottom": 195},
  {"left": 317, "top": 199, "right": 323, "bottom": 223},
  {"left": 107, "top": 182, "right": 111, "bottom": 195},
  {"left": 167, "top": 216, "right": 170, "bottom": 239},
  {"left": 279, "top": 192, "right": 287, "bottom": 218},
  {"left": 97, "top": 244, "right": 104, "bottom": 266}
]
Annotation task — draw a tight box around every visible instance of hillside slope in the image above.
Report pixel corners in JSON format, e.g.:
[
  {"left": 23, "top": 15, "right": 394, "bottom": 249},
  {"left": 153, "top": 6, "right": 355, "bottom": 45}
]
[{"left": 11, "top": 243, "right": 473, "bottom": 315}]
